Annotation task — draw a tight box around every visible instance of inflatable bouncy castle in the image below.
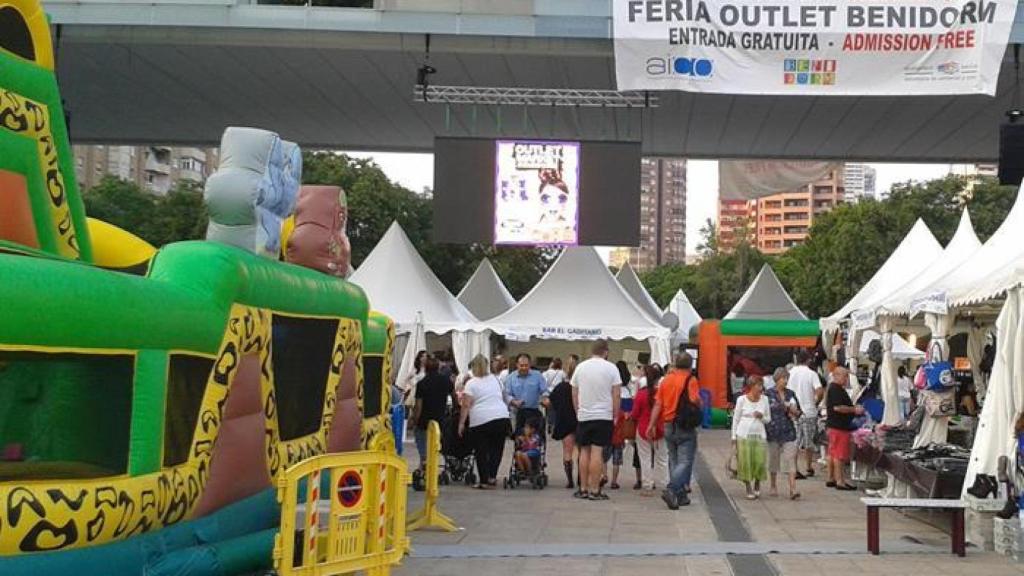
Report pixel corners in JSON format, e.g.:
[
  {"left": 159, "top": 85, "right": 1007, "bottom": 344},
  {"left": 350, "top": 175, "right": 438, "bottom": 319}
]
[{"left": 0, "top": 1, "right": 395, "bottom": 572}]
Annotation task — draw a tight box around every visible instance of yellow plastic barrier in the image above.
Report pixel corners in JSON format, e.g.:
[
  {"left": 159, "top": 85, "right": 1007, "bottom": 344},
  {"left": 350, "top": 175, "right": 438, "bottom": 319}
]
[
  {"left": 274, "top": 450, "right": 411, "bottom": 576},
  {"left": 407, "top": 420, "right": 458, "bottom": 532}
]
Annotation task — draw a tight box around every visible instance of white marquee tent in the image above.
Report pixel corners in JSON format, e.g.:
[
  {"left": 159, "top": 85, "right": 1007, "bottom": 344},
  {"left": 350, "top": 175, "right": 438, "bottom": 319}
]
[
  {"left": 857, "top": 330, "right": 924, "bottom": 360},
  {"left": 665, "top": 289, "right": 702, "bottom": 345},
  {"left": 841, "top": 216, "right": 961, "bottom": 427},
  {"left": 485, "top": 247, "right": 672, "bottom": 365},
  {"left": 350, "top": 221, "right": 488, "bottom": 383},
  {"left": 725, "top": 264, "right": 807, "bottom": 321},
  {"left": 821, "top": 219, "right": 942, "bottom": 332},
  {"left": 457, "top": 258, "right": 516, "bottom": 321},
  {"left": 918, "top": 188, "right": 1024, "bottom": 310},
  {"left": 872, "top": 210, "right": 982, "bottom": 318},
  {"left": 616, "top": 262, "right": 671, "bottom": 326}
]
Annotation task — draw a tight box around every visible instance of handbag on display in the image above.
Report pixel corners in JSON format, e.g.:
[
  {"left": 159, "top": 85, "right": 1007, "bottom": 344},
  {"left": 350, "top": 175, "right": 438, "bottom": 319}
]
[
  {"left": 922, "top": 389, "right": 956, "bottom": 417},
  {"left": 913, "top": 365, "right": 928, "bottom": 390},
  {"left": 923, "top": 342, "right": 955, "bottom": 391}
]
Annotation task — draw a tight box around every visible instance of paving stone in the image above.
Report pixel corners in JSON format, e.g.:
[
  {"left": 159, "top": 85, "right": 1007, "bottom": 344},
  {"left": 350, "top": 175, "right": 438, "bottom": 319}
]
[{"left": 391, "top": 429, "right": 1024, "bottom": 575}]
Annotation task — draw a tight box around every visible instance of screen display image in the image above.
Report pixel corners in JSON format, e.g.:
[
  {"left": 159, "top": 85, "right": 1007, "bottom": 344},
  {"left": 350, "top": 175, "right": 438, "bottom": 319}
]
[
  {"left": 494, "top": 140, "right": 580, "bottom": 246},
  {"left": 433, "top": 137, "right": 639, "bottom": 247}
]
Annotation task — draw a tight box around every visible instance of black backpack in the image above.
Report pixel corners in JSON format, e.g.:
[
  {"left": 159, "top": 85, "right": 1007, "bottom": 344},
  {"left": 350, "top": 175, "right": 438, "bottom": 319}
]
[{"left": 672, "top": 375, "right": 702, "bottom": 430}]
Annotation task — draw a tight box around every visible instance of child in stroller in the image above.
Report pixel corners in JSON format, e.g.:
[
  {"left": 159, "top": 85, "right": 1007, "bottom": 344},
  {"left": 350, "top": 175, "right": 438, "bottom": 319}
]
[{"left": 504, "top": 413, "right": 549, "bottom": 489}]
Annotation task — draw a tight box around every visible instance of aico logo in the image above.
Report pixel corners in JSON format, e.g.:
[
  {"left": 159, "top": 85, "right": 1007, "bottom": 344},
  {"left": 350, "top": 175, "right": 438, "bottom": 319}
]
[{"left": 646, "top": 56, "right": 714, "bottom": 78}]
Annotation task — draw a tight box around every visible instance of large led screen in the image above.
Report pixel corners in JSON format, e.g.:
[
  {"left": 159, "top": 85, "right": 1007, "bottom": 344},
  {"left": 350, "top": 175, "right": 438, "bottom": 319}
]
[
  {"left": 433, "top": 137, "right": 640, "bottom": 247},
  {"left": 494, "top": 140, "right": 579, "bottom": 246}
]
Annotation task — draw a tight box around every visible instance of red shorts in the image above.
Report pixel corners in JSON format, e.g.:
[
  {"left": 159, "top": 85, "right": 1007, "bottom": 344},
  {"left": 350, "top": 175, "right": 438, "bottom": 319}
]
[{"left": 827, "top": 428, "right": 852, "bottom": 462}]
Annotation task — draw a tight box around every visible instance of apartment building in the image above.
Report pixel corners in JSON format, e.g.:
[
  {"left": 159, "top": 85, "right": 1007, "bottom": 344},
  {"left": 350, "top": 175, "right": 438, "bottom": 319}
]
[
  {"left": 613, "top": 157, "right": 688, "bottom": 272},
  {"left": 74, "top": 145, "right": 219, "bottom": 195},
  {"left": 718, "top": 166, "right": 845, "bottom": 255}
]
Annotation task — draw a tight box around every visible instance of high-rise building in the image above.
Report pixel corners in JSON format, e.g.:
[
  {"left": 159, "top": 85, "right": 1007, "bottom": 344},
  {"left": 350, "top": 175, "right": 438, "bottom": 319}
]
[
  {"left": 716, "top": 198, "right": 755, "bottom": 250},
  {"left": 718, "top": 166, "right": 845, "bottom": 255},
  {"left": 844, "top": 163, "right": 877, "bottom": 202},
  {"left": 616, "top": 157, "right": 687, "bottom": 272},
  {"left": 74, "top": 145, "right": 219, "bottom": 195}
]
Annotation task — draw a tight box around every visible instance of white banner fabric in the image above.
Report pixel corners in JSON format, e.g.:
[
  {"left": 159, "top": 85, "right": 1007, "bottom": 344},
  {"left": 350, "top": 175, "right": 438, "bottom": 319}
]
[
  {"left": 614, "top": 0, "right": 1015, "bottom": 96},
  {"left": 719, "top": 160, "right": 838, "bottom": 200}
]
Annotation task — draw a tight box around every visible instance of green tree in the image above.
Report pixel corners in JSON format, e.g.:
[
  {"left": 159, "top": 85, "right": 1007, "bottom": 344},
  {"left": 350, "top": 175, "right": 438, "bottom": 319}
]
[
  {"left": 640, "top": 219, "right": 770, "bottom": 319},
  {"left": 153, "top": 180, "right": 208, "bottom": 246},
  {"left": 82, "top": 176, "right": 161, "bottom": 244},
  {"left": 82, "top": 176, "right": 208, "bottom": 247},
  {"left": 773, "top": 174, "right": 1016, "bottom": 318}
]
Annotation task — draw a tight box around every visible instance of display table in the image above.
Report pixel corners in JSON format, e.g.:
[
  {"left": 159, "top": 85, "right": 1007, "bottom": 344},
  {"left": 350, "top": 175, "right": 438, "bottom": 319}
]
[
  {"left": 853, "top": 444, "right": 966, "bottom": 499},
  {"left": 861, "top": 497, "right": 967, "bottom": 556}
]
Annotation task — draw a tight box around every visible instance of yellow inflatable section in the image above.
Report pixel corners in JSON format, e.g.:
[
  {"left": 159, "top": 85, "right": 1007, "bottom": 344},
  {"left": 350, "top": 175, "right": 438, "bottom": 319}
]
[{"left": 86, "top": 218, "right": 157, "bottom": 272}]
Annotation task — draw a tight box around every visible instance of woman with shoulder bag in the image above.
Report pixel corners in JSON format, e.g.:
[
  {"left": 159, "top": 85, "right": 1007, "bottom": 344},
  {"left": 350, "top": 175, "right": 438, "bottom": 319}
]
[
  {"left": 733, "top": 375, "right": 771, "bottom": 500},
  {"left": 631, "top": 365, "right": 667, "bottom": 496}
]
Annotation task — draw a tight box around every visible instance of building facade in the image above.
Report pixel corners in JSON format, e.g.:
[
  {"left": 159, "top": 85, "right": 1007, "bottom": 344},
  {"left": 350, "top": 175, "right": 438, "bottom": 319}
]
[
  {"left": 843, "top": 163, "right": 877, "bottom": 202},
  {"left": 615, "top": 157, "right": 688, "bottom": 272},
  {"left": 718, "top": 166, "right": 845, "bottom": 255},
  {"left": 74, "top": 145, "right": 219, "bottom": 195},
  {"left": 716, "top": 198, "right": 755, "bottom": 250}
]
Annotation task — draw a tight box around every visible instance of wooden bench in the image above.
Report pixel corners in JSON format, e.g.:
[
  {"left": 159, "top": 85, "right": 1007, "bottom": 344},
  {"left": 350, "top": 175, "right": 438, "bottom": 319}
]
[{"left": 861, "top": 497, "right": 967, "bottom": 557}]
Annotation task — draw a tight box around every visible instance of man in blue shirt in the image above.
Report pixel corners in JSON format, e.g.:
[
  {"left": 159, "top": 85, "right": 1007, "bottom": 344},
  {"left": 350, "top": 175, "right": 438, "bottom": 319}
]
[{"left": 508, "top": 353, "right": 548, "bottom": 432}]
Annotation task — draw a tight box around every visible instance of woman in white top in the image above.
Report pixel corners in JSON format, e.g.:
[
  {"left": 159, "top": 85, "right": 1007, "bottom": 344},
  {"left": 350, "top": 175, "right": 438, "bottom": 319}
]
[
  {"left": 897, "top": 366, "right": 913, "bottom": 420},
  {"left": 732, "top": 375, "right": 771, "bottom": 500},
  {"left": 459, "top": 354, "right": 511, "bottom": 489},
  {"left": 403, "top": 350, "right": 428, "bottom": 409}
]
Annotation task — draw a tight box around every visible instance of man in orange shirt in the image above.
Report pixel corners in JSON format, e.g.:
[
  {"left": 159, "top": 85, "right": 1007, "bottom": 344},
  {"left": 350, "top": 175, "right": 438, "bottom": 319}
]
[{"left": 647, "top": 352, "right": 702, "bottom": 509}]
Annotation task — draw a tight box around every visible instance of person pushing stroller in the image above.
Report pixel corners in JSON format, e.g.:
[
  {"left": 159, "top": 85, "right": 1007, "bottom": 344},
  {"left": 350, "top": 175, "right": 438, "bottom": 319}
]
[{"left": 507, "top": 354, "right": 549, "bottom": 434}]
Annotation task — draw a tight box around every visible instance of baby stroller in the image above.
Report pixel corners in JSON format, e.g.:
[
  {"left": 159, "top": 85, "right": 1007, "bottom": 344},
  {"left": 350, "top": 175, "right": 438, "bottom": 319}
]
[
  {"left": 440, "top": 407, "right": 477, "bottom": 486},
  {"left": 503, "top": 407, "right": 549, "bottom": 490}
]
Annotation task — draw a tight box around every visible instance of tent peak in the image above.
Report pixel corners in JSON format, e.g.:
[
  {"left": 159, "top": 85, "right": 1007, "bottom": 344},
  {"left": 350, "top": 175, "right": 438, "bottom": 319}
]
[
  {"left": 725, "top": 265, "right": 807, "bottom": 321},
  {"left": 457, "top": 257, "right": 517, "bottom": 321}
]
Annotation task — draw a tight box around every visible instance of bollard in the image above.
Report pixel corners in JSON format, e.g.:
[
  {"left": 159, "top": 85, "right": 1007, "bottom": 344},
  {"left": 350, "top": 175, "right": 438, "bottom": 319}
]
[{"left": 407, "top": 420, "right": 457, "bottom": 532}]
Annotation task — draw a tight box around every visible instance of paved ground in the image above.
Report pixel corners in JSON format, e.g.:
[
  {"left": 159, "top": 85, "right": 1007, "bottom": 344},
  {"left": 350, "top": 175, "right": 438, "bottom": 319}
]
[{"left": 395, "top": 429, "right": 1024, "bottom": 576}]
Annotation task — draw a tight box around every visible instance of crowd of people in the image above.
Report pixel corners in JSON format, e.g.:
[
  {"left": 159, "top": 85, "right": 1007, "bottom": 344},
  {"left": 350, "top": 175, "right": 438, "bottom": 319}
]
[{"left": 401, "top": 342, "right": 873, "bottom": 509}]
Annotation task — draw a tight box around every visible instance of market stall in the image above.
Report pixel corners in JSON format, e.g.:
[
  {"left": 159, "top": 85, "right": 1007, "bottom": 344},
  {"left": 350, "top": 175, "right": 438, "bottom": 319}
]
[
  {"left": 484, "top": 247, "right": 672, "bottom": 365},
  {"left": 351, "top": 222, "right": 488, "bottom": 384}
]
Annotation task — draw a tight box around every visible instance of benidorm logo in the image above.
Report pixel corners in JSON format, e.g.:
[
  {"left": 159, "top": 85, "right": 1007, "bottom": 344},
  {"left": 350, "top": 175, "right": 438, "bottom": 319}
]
[
  {"left": 646, "top": 57, "right": 714, "bottom": 78},
  {"left": 783, "top": 58, "right": 836, "bottom": 86},
  {"left": 937, "top": 61, "right": 961, "bottom": 75}
]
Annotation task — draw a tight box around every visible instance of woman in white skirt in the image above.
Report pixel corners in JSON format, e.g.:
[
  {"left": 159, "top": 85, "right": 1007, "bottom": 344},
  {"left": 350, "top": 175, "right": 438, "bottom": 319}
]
[{"left": 733, "top": 375, "right": 771, "bottom": 500}]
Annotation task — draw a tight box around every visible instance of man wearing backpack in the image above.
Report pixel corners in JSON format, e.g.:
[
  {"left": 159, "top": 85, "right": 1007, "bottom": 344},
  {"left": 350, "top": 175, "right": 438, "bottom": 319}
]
[{"left": 647, "top": 353, "right": 702, "bottom": 509}]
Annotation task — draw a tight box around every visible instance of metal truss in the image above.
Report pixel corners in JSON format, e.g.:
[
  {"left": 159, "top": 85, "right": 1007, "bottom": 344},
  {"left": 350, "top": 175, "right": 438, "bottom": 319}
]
[{"left": 412, "top": 85, "right": 659, "bottom": 108}]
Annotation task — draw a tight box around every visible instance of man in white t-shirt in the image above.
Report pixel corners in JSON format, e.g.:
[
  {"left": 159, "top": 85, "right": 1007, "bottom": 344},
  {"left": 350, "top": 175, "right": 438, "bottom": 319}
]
[
  {"left": 571, "top": 340, "right": 621, "bottom": 501},
  {"left": 788, "top": 350, "right": 823, "bottom": 478}
]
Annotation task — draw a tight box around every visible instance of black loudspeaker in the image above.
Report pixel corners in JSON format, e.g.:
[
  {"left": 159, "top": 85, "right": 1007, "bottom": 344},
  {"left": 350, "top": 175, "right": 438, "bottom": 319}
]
[{"left": 999, "top": 123, "right": 1024, "bottom": 185}]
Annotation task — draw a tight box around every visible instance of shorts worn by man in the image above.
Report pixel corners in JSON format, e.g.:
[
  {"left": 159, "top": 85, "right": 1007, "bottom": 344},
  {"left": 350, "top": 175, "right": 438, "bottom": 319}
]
[
  {"left": 571, "top": 340, "right": 621, "bottom": 500},
  {"left": 825, "top": 367, "right": 862, "bottom": 490},
  {"left": 789, "top": 352, "right": 823, "bottom": 477},
  {"left": 649, "top": 353, "right": 702, "bottom": 509}
]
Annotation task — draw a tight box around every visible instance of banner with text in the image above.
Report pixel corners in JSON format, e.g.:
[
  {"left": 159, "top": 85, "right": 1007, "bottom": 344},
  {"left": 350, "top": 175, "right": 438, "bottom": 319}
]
[
  {"left": 614, "top": 0, "right": 1015, "bottom": 95},
  {"left": 719, "top": 160, "right": 839, "bottom": 200}
]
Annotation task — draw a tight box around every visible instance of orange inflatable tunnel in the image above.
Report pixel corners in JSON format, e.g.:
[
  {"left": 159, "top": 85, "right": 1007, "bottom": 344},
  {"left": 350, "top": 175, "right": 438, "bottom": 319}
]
[{"left": 697, "top": 319, "right": 820, "bottom": 408}]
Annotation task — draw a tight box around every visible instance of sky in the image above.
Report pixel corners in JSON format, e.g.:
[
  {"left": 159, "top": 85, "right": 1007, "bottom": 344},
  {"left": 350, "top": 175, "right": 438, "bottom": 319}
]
[{"left": 347, "top": 151, "right": 963, "bottom": 257}]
